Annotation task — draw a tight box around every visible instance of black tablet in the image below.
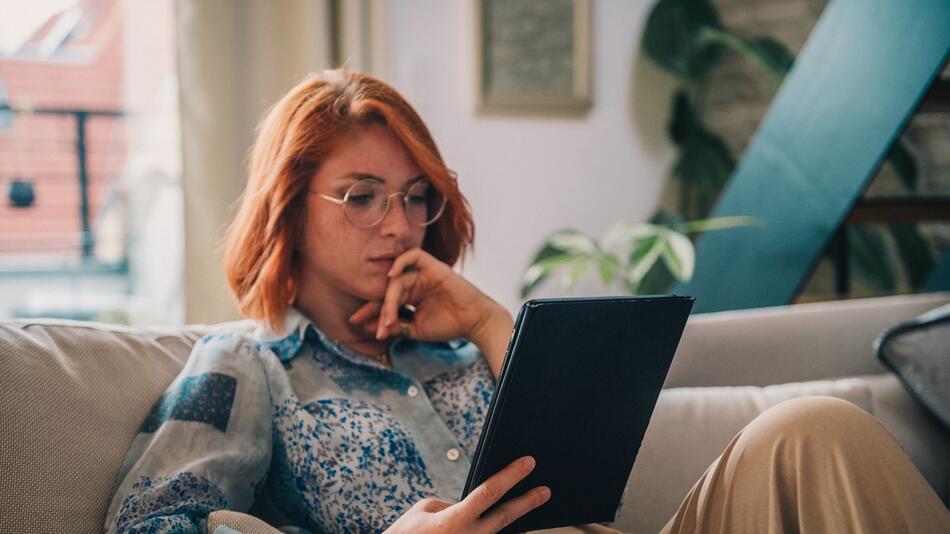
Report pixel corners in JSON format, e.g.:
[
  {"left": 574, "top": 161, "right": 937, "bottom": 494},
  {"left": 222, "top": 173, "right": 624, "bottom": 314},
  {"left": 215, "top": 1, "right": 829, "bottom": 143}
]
[{"left": 461, "top": 295, "right": 694, "bottom": 533}]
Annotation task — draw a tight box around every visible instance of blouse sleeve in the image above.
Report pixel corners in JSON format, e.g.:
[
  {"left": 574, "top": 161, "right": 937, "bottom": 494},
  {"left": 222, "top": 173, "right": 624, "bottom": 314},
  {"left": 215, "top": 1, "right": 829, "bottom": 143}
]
[{"left": 104, "top": 333, "right": 274, "bottom": 534}]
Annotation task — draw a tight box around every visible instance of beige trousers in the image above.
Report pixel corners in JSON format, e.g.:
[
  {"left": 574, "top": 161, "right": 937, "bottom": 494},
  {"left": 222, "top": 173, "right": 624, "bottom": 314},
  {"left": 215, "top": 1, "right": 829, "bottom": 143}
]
[{"left": 541, "top": 396, "right": 950, "bottom": 534}]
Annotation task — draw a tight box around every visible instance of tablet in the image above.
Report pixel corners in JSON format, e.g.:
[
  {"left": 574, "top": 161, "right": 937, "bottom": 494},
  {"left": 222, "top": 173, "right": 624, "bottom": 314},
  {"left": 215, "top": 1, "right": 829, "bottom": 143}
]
[{"left": 461, "top": 295, "right": 694, "bottom": 533}]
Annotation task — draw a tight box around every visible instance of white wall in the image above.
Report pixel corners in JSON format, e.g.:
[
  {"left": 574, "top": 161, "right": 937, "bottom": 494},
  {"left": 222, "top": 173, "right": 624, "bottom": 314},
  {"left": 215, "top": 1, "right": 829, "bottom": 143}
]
[{"left": 386, "top": 0, "right": 676, "bottom": 313}]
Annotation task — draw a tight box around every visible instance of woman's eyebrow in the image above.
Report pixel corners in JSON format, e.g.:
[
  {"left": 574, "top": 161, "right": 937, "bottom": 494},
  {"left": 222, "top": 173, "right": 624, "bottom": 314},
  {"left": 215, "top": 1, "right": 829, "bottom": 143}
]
[
  {"left": 336, "top": 172, "right": 384, "bottom": 184},
  {"left": 335, "top": 173, "right": 428, "bottom": 185}
]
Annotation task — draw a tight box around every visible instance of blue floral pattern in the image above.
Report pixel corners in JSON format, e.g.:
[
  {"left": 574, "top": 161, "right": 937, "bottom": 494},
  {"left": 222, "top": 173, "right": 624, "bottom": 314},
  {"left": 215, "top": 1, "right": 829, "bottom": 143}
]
[
  {"left": 424, "top": 357, "right": 495, "bottom": 455},
  {"left": 140, "top": 372, "right": 237, "bottom": 433},
  {"left": 272, "top": 396, "right": 436, "bottom": 532},
  {"left": 113, "top": 473, "right": 227, "bottom": 533}
]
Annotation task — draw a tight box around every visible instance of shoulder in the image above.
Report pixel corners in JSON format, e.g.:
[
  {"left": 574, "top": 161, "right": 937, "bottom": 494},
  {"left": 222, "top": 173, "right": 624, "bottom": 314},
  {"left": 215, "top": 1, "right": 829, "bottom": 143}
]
[{"left": 182, "top": 328, "right": 275, "bottom": 379}]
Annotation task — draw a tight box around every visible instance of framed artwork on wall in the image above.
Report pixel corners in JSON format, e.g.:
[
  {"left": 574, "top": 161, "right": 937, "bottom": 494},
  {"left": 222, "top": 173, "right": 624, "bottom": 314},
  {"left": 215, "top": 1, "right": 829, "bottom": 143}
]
[{"left": 476, "top": 0, "right": 592, "bottom": 115}]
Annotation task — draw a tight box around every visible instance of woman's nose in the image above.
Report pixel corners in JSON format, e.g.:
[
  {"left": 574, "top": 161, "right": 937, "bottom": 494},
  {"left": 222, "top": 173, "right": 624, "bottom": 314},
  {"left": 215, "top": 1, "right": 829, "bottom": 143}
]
[{"left": 379, "top": 194, "right": 411, "bottom": 237}]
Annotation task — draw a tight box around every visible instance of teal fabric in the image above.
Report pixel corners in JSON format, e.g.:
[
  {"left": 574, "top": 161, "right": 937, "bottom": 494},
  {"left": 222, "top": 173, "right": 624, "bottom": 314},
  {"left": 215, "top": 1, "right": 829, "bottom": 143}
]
[{"left": 676, "top": 0, "right": 950, "bottom": 312}]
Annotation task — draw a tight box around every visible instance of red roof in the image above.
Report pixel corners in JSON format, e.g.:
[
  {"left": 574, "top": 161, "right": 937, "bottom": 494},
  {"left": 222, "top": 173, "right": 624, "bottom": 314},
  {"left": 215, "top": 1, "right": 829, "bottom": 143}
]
[{"left": 0, "top": 0, "right": 125, "bottom": 258}]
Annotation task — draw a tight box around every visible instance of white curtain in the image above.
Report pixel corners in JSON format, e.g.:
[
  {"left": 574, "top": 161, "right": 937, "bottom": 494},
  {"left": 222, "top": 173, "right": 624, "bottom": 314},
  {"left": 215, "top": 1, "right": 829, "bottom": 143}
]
[{"left": 175, "top": 0, "right": 333, "bottom": 323}]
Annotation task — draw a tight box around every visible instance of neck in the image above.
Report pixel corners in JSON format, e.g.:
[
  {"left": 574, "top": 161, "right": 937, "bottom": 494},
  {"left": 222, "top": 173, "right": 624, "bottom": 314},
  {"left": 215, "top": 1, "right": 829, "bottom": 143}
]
[{"left": 295, "top": 285, "right": 391, "bottom": 359}]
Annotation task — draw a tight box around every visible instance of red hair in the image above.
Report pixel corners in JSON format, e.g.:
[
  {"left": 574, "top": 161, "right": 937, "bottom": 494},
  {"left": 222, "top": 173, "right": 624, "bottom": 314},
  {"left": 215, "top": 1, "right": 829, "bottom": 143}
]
[{"left": 224, "top": 69, "right": 474, "bottom": 333}]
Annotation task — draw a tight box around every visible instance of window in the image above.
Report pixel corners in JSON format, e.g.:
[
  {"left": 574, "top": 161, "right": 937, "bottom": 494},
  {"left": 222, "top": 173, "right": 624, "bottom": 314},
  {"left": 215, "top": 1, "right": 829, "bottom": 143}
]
[{"left": 0, "top": 0, "right": 183, "bottom": 324}]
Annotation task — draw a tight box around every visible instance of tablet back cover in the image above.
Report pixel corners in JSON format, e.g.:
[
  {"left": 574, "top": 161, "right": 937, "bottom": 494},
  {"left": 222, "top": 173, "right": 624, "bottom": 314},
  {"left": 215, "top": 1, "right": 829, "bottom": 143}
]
[{"left": 462, "top": 296, "right": 693, "bottom": 533}]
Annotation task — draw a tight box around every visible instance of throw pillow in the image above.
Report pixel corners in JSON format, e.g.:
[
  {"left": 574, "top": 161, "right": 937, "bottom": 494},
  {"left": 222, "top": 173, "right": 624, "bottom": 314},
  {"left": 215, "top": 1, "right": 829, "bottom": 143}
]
[{"left": 875, "top": 303, "right": 950, "bottom": 431}]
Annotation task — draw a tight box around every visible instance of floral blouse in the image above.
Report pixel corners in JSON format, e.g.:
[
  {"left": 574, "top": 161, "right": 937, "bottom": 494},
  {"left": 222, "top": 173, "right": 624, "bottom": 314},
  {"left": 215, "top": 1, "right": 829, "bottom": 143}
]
[{"left": 105, "top": 307, "right": 496, "bottom": 534}]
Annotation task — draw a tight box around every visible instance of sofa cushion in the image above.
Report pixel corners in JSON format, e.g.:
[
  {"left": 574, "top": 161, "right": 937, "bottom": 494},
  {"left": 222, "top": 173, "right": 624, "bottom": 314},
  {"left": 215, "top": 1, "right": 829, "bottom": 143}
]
[
  {"left": 612, "top": 378, "right": 873, "bottom": 534},
  {"left": 858, "top": 373, "right": 949, "bottom": 505},
  {"left": 0, "top": 320, "right": 249, "bottom": 534}
]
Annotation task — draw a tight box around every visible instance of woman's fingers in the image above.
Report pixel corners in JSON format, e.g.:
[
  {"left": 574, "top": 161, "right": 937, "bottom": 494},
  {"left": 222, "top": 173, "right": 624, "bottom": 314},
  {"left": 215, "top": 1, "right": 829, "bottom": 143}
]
[
  {"left": 456, "top": 456, "right": 539, "bottom": 524},
  {"left": 349, "top": 301, "right": 381, "bottom": 325},
  {"left": 477, "top": 485, "right": 551, "bottom": 533},
  {"left": 361, "top": 319, "right": 380, "bottom": 336},
  {"left": 388, "top": 248, "right": 426, "bottom": 278},
  {"left": 413, "top": 497, "right": 452, "bottom": 514},
  {"left": 376, "top": 270, "right": 419, "bottom": 339}
]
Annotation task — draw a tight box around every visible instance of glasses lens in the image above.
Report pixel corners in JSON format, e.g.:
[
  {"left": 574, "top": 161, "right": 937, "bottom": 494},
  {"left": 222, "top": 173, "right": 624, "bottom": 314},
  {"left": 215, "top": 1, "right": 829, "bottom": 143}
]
[
  {"left": 406, "top": 179, "right": 446, "bottom": 226},
  {"left": 343, "top": 179, "right": 387, "bottom": 227},
  {"left": 341, "top": 178, "right": 447, "bottom": 227}
]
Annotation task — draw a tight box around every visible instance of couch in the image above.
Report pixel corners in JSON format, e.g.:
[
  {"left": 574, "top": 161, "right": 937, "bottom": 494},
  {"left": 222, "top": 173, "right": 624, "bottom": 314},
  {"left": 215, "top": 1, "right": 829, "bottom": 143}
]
[{"left": 1, "top": 293, "right": 948, "bottom": 533}]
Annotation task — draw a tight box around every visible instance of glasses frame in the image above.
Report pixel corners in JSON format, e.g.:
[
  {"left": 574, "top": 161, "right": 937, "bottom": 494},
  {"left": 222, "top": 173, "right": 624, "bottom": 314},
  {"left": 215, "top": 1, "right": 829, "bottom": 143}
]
[{"left": 313, "top": 178, "right": 447, "bottom": 229}]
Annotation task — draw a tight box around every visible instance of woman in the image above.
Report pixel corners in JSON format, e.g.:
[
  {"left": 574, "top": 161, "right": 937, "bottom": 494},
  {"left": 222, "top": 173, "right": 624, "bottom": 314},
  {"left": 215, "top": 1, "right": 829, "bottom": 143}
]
[{"left": 106, "top": 70, "right": 950, "bottom": 534}]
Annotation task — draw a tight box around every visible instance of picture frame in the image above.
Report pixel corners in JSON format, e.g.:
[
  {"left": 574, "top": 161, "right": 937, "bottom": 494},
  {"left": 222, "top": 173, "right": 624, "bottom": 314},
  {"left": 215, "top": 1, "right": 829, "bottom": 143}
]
[{"left": 475, "top": 0, "right": 592, "bottom": 115}]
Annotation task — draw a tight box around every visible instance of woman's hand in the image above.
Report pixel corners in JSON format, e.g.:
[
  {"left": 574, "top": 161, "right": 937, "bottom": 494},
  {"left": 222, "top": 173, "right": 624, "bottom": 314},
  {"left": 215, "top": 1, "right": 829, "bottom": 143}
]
[
  {"left": 348, "top": 248, "right": 514, "bottom": 376},
  {"left": 384, "top": 456, "right": 550, "bottom": 534}
]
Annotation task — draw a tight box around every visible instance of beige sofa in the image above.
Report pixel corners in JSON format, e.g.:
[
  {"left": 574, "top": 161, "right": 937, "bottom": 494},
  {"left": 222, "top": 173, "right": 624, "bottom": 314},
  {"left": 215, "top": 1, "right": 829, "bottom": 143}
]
[{"left": 1, "top": 293, "right": 948, "bottom": 533}]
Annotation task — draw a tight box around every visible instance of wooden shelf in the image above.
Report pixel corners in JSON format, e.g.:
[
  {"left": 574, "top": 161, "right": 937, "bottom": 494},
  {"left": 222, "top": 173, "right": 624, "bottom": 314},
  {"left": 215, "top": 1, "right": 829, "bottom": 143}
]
[
  {"left": 919, "top": 78, "right": 950, "bottom": 114},
  {"left": 847, "top": 196, "right": 950, "bottom": 223}
]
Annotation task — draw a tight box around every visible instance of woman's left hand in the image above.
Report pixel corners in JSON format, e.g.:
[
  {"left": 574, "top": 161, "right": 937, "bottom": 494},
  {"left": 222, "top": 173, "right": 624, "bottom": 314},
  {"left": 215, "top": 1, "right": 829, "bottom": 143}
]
[{"left": 348, "top": 248, "right": 512, "bottom": 373}]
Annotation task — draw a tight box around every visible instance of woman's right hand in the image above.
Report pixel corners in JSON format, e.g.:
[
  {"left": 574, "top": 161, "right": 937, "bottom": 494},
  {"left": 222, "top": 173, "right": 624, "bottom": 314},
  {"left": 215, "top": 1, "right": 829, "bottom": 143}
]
[{"left": 384, "top": 456, "right": 550, "bottom": 534}]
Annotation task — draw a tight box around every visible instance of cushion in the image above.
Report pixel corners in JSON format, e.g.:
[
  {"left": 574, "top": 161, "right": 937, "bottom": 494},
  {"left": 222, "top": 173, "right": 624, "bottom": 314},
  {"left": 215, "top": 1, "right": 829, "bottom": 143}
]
[
  {"left": 207, "top": 510, "right": 283, "bottom": 534},
  {"left": 876, "top": 303, "right": 950, "bottom": 431},
  {"left": 612, "top": 379, "right": 873, "bottom": 534},
  {"left": 0, "top": 320, "right": 243, "bottom": 534},
  {"left": 857, "top": 374, "right": 949, "bottom": 502}
]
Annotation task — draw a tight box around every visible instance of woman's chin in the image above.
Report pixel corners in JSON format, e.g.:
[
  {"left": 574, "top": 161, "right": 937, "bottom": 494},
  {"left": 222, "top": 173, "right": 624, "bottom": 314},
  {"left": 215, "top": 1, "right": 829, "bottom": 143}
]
[{"left": 358, "top": 280, "right": 389, "bottom": 302}]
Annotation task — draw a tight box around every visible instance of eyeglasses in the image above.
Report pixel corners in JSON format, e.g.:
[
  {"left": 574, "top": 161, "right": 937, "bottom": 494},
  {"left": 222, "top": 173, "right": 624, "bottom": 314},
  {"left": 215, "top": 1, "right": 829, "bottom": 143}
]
[{"left": 313, "top": 178, "right": 447, "bottom": 228}]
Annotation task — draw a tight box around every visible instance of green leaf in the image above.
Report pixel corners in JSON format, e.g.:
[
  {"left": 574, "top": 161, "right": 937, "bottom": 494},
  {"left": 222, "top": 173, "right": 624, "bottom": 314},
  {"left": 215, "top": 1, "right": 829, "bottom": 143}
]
[
  {"left": 672, "top": 108, "right": 736, "bottom": 218},
  {"left": 565, "top": 258, "right": 593, "bottom": 290},
  {"left": 676, "top": 132, "right": 735, "bottom": 189},
  {"left": 627, "top": 235, "right": 665, "bottom": 288},
  {"left": 677, "top": 215, "right": 762, "bottom": 233},
  {"left": 521, "top": 242, "right": 575, "bottom": 298},
  {"left": 641, "top": 0, "right": 724, "bottom": 80},
  {"left": 884, "top": 142, "right": 918, "bottom": 192},
  {"left": 659, "top": 230, "right": 696, "bottom": 280},
  {"left": 598, "top": 254, "right": 621, "bottom": 284},
  {"left": 668, "top": 90, "right": 694, "bottom": 147},
  {"left": 650, "top": 209, "right": 684, "bottom": 227},
  {"left": 850, "top": 227, "right": 895, "bottom": 292},
  {"left": 745, "top": 36, "right": 795, "bottom": 74},
  {"left": 548, "top": 231, "right": 599, "bottom": 256},
  {"left": 669, "top": 94, "right": 736, "bottom": 206},
  {"left": 698, "top": 29, "right": 794, "bottom": 80},
  {"left": 599, "top": 221, "right": 630, "bottom": 251},
  {"left": 889, "top": 224, "right": 934, "bottom": 289},
  {"left": 599, "top": 221, "right": 661, "bottom": 252},
  {"left": 638, "top": 260, "right": 677, "bottom": 295}
]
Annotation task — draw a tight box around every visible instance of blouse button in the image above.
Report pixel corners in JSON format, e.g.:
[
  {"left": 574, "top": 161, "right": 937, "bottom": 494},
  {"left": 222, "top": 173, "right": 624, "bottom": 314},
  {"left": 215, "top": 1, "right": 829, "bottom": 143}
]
[
  {"left": 407, "top": 386, "right": 419, "bottom": 397},
  {"left": 446, "top": 448, "right": 461, "bottom": 461}
]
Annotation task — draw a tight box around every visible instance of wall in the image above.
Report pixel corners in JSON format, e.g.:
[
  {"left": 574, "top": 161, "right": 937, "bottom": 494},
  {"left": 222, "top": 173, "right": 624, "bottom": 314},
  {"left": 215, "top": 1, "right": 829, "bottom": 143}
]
[{"left": 385, "top": 0, "right": 676, "bottom": 313}]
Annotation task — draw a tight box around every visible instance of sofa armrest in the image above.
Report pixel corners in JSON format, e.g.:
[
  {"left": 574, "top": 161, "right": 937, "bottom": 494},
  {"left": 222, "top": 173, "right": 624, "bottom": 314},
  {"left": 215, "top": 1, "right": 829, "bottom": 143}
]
[{"left": 665, "top": 293, "right": 950, "bottom": 388}]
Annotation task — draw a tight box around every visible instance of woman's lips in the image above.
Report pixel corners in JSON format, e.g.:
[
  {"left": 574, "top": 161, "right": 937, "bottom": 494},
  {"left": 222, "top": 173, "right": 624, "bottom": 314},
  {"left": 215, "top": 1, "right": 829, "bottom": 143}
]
[{"left": 369, "top": 258, "right": 395, "bottom": 271}]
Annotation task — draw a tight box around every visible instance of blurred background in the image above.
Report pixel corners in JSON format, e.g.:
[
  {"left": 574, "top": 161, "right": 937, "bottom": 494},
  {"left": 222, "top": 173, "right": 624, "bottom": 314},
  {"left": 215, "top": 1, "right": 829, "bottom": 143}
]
[{"left": 0, "top": 0, "right": 948, "bottom": 325}]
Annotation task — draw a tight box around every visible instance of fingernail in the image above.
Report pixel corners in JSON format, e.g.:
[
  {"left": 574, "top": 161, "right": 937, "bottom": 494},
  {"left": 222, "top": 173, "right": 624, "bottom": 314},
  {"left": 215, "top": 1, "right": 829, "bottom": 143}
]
[
  {"left": 538, "top": 487, "right": 551, "bottom": 501},
  {"left": 521, "top": 456, "right": 535, "bottom": 471}
]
